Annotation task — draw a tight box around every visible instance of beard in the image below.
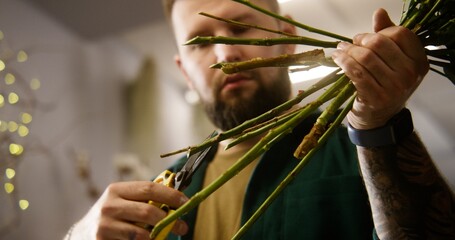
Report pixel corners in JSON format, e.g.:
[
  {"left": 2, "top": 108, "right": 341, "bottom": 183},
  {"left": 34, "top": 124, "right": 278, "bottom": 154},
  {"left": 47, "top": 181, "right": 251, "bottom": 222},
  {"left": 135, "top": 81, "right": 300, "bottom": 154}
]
[{"left": 203, "top": 68, "right": 291, "bottom": 131}]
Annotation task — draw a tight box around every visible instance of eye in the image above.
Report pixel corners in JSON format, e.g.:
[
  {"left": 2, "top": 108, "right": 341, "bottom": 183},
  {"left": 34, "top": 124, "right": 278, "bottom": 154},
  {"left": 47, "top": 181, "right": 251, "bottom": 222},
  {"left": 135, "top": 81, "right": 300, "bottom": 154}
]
[
  {"left": 188, "top": 42, "right": 211, "bottom": 52},
  {"left": 231, "top": 26, "right": 249, "bottom": 36}
]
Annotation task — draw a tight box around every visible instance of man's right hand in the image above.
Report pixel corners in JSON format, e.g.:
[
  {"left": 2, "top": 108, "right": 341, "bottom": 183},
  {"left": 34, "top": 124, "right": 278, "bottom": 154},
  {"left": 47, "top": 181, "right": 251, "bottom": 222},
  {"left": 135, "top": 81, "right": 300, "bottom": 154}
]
[{"left": 69, "top": 181, "right": 189, "bottom": 240}]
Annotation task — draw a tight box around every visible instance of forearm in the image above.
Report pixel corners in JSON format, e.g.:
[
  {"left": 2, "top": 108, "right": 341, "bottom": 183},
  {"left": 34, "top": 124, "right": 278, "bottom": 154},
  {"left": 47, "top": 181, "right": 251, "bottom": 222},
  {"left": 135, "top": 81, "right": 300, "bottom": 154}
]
[{"left": 358, "top": 132, "right": 455, "bottom": 239}]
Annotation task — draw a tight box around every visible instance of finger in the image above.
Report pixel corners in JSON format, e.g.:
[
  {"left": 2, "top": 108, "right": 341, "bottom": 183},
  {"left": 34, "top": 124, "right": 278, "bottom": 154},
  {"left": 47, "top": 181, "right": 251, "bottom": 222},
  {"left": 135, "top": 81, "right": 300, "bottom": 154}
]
[
  {"left": 373, "top": 8, "right": 395, "bottom": 33},
  {"left": 367, "top": 12, "right": 429, "bottom": 77},
  {"left": 101, "top": 198, "right": 189, "bottom": 236},
  {"left": 331, "top": 45, "right": 383, "bottom": 105},
  {"left": 336, "top": 41, "right": 400, "bottom": 90},
  {"left": 354, "top": 31, "right": 415, "bottom": 72},
  {"left": 353, "top": 32, "right": 425, "bottom": 91},
  {"left": 97, "top": 218, "right": 150, "bottom": 240},
  {"left": 171, "top": 219, "right": 189, "bottom": 236},
  {"left": 102, "top": 197, "right": 166, "bottom": 224},
  {"left": 110, "top": 181, "right": 189, "bottom": 209},
  {"left": 356, "top": 27, "right": 426, "bottom": 68}
]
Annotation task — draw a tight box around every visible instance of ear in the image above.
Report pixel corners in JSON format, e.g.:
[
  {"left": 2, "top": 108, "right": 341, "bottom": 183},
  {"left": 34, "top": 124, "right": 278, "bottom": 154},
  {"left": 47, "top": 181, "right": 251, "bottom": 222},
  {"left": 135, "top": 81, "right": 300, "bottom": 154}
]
[
  {"left": 281, "top": 14, "right": 297, "bottom": 54},
  {"left": 174, "top": 54, "right": 195, "bottom": 90}
]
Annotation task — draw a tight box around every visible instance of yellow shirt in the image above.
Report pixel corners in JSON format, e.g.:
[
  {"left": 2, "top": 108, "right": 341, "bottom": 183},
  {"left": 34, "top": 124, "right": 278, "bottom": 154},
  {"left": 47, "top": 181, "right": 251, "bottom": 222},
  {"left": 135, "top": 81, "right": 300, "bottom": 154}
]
[{"left": 193, "top": 140, "right": 259, "bottom": 240}]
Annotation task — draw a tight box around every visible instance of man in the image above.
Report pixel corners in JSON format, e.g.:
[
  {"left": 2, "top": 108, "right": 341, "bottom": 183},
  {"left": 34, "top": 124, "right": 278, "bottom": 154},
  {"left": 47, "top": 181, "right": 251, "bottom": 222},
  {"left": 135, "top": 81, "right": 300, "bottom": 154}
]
[{"left": 66, "top": 0, "right": 455, "bottom": 239}]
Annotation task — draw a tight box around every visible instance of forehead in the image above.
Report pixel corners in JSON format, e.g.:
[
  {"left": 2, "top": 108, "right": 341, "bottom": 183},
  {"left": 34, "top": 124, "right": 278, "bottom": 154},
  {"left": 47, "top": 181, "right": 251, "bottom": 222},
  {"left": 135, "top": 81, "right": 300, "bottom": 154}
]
[
  {"left": 171, "top": 0, "right": 275, "bottom": 42},
  {"left": 171, "top": 0, "right": 276, "bottom": 14}
]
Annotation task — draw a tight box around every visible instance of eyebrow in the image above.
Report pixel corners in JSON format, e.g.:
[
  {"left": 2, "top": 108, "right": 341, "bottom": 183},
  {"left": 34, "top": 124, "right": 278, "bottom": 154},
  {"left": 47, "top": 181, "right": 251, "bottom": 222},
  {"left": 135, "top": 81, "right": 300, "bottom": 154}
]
[{"left": 185, "top": 13, "right": 257, "bottom": 41}]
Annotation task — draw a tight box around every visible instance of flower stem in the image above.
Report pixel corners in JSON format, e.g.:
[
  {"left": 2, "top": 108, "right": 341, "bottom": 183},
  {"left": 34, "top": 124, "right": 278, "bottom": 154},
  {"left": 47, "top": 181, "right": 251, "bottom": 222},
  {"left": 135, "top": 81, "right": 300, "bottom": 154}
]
[
  {"left": 231, "top": 95, "right": 356, "bottom": 240},
  {"left": 294, "top": 80, "right": 355, "bottom": 158},
  {"left": 150, "top": 73, "right": 349, "bottom": 239},
  {"left": 210, "top": 49, "right": 336, "bottom": 74},
  {"left": 186, "top": 35, "right": 339, "bottom": 48},
  {"left": 160, "top": 68, "right": 342, "bottom": 158},
  {"left": 232, "top": 0, "right": 351, "bottom": 42},
  {"left": 199, "top": 12, "right": 299, "bottom": 37}
]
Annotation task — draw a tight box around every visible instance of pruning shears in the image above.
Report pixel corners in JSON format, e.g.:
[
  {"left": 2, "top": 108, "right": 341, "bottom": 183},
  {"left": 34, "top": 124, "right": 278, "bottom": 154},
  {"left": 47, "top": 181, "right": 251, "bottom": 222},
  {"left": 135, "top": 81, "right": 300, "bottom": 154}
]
[{"left": 144, "top": 131, "right": 217, "bottom": 240}]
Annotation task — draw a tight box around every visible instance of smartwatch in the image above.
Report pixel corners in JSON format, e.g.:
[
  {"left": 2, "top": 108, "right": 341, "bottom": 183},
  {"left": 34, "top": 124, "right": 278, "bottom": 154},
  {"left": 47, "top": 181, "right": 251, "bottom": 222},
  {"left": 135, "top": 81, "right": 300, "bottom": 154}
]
[{"left": 347, "top": 108, "right": 414, "bottom": 147}]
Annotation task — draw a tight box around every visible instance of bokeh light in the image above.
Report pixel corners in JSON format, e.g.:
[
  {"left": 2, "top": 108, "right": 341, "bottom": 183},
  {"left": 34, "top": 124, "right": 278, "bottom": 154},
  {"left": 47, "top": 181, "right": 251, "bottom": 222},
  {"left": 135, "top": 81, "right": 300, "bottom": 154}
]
[
  {"left": 0, "top": 60, "right": 5, "bottom": 71},
  {"left": 17, "top": 50, "right": 28, "bottom": 63},
  {"left": 18, "top": 125, "right": 29, "bottom": 137},
  {"left": 4, "top": 183, "right": 14, "bottom": 194},
  {"left": 19, "top": 200, "right": 29, "bottom": 210},
  {"left": 21, "top": 112, "right": 33, "bottom": 124},
  {"left": 30, "top": 78, "right": 41, "bottom": 90},
  {"left": 6, "top": 168, "right": 16, "bottom": 179},
  {"left": 9, "top": 143, "right": 24, "bottom": 156},
  {"left": 5, "top": 73, "right": 15, "bottom": 85},
  {"left": 8, "top": 121, "right": 18, "bottom": 132},
  {"left": 0, "top": 121, "right": 7, "bottom": 132},
  {"left": 8, "top": 92, "right": 19, "bottom": 104}
]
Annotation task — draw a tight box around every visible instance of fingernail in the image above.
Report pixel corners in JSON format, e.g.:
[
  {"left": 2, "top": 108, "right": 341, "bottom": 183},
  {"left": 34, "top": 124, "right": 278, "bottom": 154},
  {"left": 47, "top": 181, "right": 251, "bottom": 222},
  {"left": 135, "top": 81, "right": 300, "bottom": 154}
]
[
  {"left": 179, "top": 195, "right": 189, "bottom": 205},
  {"left": 353, "top": 33, "right": 365, "bottom": 45},
  {"left": 337, "top": 41, "right": 349, "bottom": 50}
]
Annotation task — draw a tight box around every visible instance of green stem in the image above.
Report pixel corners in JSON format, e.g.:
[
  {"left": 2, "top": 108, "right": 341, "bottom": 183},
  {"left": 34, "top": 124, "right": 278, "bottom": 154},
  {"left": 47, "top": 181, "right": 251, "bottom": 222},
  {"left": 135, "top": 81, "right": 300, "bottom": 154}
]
[
  {"left": 401, "top": 0, "right": 438, "bottom": 30},
  {"left": 232, "top": 0, "right": 351, "bottom": 42},
  {"left": 294, "top": 81, "right": 355, "bottom": 158},
  {"left": 151, "top": 74, "right": 349, "bottom": 239},
  {"left": 199, "top": 12, "right": 299, "bottom": 37},
  {"left": 225, "top": 107, "right": 302, "bottom": 150},
  {"left": 232, "top": 95, "right": 356, "bottom": 240},
  {"left": 186, "top": 36, "right": 339, "bottom": 48},
  {"left": 160, "top": 68, "right": 342, "bottom": 158},
  {"left": 210, "top": 49, "right": 336, "bottom": 74}
]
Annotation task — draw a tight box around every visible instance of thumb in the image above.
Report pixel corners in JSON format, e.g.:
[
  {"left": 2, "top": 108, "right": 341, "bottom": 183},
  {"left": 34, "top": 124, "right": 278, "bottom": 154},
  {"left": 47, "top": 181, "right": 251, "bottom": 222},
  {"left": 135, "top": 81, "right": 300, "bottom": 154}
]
[{"left": 373, "top": 8, "right": 395, "bottom": 33}]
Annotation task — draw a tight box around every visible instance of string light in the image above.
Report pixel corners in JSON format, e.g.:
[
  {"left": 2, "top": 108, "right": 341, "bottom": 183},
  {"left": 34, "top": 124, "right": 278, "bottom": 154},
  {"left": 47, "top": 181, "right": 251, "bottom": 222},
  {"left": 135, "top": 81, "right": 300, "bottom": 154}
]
[
  {"left": 6, "top": 168, "right": 16, "bottom": 179},
  {"left": 8, "top": 121, "right": 18, "bottom": 132},
  {"left": 5, "top": 73, "right": 16, "bottom": 84},
  {"left": 18, "top": 125, "right": 29, "bottom": 137},
  {"left": 21, "top": 112, "right": 33, "bottom": 124},
  {"left": 19, "top": 200, "right": 30, "bottom": 210},
  {"left": 9, "top": 143, "right": 24, "bottom": 156},
  {"left": 17, "top": 50, "right": 28, "bottom": 63},
  {"left": 1, "top": 30, "right": 34, "bottom": 214},
  {"left": 30, "top": 78, "right": 41, "bottom": 90},
  {"left": 4, "top": 183, "right": 14, "bottom": 194},
  {"left": 8, "top": 92, "right": 19, "bottom": 104}
]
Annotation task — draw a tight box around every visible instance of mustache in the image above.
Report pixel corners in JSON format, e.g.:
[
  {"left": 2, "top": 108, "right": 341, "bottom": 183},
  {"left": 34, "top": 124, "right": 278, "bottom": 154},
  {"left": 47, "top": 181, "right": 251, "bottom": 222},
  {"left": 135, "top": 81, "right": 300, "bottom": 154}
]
[{"left": 213, "top": 70, "right": 258, "bottom": 94}]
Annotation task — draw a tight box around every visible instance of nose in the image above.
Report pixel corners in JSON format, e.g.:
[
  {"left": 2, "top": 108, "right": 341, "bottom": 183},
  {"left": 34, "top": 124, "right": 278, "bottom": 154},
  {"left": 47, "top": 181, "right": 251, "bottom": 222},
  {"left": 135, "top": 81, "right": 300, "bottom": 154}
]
[{"left": 213, "top": 43, "right": 242, "bottom": 63}]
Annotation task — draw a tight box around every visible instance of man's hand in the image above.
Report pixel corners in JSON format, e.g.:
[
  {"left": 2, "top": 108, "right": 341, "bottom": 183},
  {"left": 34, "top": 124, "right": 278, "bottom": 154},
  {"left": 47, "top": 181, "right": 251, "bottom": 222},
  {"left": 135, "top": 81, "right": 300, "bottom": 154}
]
[
  {"left": 69, "top": 181, "right": 189, "bottom": 240},
  {"left": 332, "top": 8, "right": 429, "bottom": 130}
]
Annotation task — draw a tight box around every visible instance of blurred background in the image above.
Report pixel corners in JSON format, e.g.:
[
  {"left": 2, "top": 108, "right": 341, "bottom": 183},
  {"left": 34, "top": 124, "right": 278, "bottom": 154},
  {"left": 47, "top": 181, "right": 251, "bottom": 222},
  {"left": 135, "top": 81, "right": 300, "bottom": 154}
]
[{"left": 0, "top": 0, "right": 453, "bottom": 239}]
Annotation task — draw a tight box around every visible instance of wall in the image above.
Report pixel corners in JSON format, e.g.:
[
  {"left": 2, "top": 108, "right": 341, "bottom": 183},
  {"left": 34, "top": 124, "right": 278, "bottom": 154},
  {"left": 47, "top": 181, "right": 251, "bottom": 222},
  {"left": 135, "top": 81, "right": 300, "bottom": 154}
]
[
  {"left": 0, "top": 0, "right": 141, "bottom": 239},
  {"left": 0, "top": 1, "right": 213, "bottom": 239}
]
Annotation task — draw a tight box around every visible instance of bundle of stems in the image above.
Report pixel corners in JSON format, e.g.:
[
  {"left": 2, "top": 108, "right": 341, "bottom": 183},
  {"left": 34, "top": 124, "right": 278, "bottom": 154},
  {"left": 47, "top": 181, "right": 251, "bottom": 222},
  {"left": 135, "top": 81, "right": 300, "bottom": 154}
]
[{"left": 150, "top": 0, "right": 454, "bottom": 238}]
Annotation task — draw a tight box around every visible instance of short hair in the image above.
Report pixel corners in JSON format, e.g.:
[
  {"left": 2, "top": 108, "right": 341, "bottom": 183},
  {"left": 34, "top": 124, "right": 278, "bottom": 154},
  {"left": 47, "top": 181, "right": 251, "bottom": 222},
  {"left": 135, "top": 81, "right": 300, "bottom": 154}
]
[{"left": 162, "top": 0, "right": 280, "bottom": 21}]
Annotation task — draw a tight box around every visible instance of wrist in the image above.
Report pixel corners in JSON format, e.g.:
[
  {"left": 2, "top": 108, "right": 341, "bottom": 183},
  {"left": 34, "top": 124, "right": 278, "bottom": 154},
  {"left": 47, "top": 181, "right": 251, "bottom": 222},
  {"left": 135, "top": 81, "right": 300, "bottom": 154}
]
[{"left": 347, "top": 108, "right": 414, "bottom": 147}]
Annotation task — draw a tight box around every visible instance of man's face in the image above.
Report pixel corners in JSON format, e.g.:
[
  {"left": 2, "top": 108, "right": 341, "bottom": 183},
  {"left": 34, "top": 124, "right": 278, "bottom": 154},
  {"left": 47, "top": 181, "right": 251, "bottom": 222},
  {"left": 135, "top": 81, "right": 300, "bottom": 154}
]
[{"left": 172, "top": 0, "right": 295, "bottom": 130}]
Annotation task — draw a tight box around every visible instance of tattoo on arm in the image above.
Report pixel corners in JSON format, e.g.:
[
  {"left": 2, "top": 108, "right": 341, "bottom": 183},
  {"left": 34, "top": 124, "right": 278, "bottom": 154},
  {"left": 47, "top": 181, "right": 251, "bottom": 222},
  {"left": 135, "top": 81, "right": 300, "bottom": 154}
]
[{"left": 357, "top": 132, "right": 455, "bottom": 240}]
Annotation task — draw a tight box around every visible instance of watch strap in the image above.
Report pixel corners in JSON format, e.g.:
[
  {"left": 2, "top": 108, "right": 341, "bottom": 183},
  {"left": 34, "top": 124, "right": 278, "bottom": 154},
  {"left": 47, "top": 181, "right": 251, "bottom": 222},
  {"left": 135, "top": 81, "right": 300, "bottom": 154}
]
[{"left": 347, "top": 108, "right": 414, "bottom": 147}]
